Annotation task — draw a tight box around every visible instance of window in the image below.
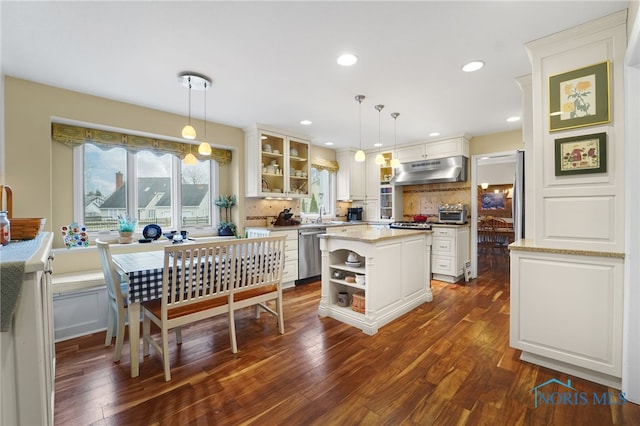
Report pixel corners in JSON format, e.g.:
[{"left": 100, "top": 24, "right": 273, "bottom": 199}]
[
  {"left": 76, "top": 144, "right": 217, "bottom": 233},
  {"left": 300, "top": 168, "right": 334, "bottom": 215}
]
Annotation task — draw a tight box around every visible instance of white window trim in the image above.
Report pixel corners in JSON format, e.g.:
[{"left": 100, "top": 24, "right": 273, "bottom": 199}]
[{"left": 73, "top": 144, "right": 219, "bottom": 237}]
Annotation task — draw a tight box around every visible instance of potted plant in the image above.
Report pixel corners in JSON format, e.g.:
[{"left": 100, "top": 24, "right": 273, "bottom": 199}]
[
  {"left": 117, "top": 213, "right": 137, "bottom": 243},
  {"left": 214, "top": 195, "right": 237, "bottom": 236}
]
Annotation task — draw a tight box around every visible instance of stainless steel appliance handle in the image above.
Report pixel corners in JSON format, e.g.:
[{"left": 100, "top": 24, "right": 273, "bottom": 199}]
[{"left": 299, "top": 230, "right": 326, "bottom": 236}]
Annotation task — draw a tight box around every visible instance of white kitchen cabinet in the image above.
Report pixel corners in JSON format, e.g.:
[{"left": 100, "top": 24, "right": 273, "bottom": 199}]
[
  {"left": 336, "top": 149, "right": 365, "bottom": 201},
  {"left": 245, "top": 126, "right": 311, "bottom": 198},
  {"left": 395, "top": 136, "right": 470, "bottom": 163},
  {"left": 265, "top": 229, "right": 298, "bottom": 288},
  {"left": 1, "top": 233, "right": 55, "bottom": 426},
  {"left": 510, "top": 245, "right": 623, "bottom": 387},
  {"left": 430, "top": 225, "right": 470, "bottom": 283},
  {"left": 365, "top": 154, "right": 379, "bottom": 200}
]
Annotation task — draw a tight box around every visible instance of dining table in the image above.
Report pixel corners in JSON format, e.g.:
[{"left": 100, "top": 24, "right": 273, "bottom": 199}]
[{"left": 111, "top": 250, "right": 166, "bottom": 378}]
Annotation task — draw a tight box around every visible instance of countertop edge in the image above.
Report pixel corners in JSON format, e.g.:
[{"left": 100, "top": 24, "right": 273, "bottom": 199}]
[{"left": 509, "top": 239, "right": 625, "bottom": 259}]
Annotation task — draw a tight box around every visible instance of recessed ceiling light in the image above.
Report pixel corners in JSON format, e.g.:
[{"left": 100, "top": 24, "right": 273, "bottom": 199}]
[
  {"left": 506, "top": 116, "right": 521, "bottom": 122},
  {"left": 429, "top": 132, "right": 441, "bottom": 137},
  {"left": 337, "top": 54, "right": 358, "bottom": 66},
  {"left": 462, "top": 60, "right": 485, "bottom": 72},
  {"left": 324, "top": 142, "right": 334, "bottom": 146},
  {"left": 373, "top": 143, "right": 383, "bottom": 147},
  {"left": 300, "top": 120, "right": 312, "bottom": 125}
]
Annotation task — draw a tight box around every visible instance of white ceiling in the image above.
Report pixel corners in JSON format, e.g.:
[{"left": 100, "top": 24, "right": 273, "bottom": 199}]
[{"left": 1, "top": 1, "right": 628, "bottom": 151}]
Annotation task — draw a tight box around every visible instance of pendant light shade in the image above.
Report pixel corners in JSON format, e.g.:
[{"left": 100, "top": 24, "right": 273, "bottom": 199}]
[
  {"left": 198, "top": 81, "right": 212, "bottom": 155},
  {"left": 354, "top": 95, "right": 366, "bottom": 162},
  {"left": 184, "top": 152, "right": 197, "bottom": 165},
  {"left": 178, "top": 72, "right": 212, "bottom": 141},
  {"left": 390, "top": 112, "right": 401, "bottom": 168},
  {"left": 374, "top": 104, "right": 385, "bottom": 165}
]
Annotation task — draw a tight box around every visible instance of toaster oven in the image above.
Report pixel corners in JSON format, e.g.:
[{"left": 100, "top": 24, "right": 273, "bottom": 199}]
[{"left": 438, "top": 204, "right": 469, "bottom": 224}]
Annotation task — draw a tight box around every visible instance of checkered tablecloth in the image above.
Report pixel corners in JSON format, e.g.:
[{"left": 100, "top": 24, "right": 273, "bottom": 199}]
[{"left": 126, "top": 268, "right": 165, "bottom": 303}]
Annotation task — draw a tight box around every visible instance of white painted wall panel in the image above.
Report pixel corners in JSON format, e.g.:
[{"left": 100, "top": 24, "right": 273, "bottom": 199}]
[{"left": 543, "top": 196, "right": 614, "bottom": 241}]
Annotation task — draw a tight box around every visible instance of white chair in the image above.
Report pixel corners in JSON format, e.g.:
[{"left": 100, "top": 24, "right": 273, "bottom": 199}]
[
  {"left": 97, "top": 240, "right": 181, "bottom": 363},
  {"left": 96, "top": 240, "right": 130, "bottom": 362},
  {"left": 142, "top": 241, "right": 233, "bottom": 381}
]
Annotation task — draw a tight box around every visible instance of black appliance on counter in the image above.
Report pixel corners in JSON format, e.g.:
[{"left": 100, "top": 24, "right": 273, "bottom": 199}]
[{"left": 347, "top": 207, "right": 363, "bottom": 222}]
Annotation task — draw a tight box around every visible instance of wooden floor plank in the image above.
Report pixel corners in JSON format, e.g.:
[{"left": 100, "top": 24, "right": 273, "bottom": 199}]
[{"left": 54, "top": 260, "right": 640, "bottom": 424}]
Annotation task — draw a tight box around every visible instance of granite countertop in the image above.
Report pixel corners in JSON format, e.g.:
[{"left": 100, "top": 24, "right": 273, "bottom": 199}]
[
  {"left": 319, "top": 228, "right": 431, "bottom": 242},
  {"left": 509, "top": 239, "right": 625, "bottom": 259}
]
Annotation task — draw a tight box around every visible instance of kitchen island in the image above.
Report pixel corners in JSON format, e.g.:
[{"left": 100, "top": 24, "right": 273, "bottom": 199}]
[{"left": 318, "top": 228, "right": 432, "bottom": 335}]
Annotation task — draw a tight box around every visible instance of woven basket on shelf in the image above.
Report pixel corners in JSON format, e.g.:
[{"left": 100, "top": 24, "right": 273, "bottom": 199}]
[
  {"left": 351, "top": 291, "right": 365, "bottom": 314},
  {"left": 0, "top": 185, "right": 46, "bottom": 240}
]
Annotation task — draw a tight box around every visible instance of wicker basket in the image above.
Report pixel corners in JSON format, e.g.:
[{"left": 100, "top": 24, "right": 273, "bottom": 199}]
[
  {"left": 0, "top": 185, "right": 46, "bottom": 240},
  {"left": 351, "top": 291, "right": 365, "bottom": 314}
]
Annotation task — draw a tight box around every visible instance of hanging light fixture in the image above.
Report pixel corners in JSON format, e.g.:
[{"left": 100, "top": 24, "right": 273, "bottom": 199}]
[
  {"left": 198, "top": 80, "right": 212, "bottom": 155},
  {"left": 184, "top": 143, "right": 197, "bottom": 165},
  {"left": 354, "top": 95, "right": 366, "bottom": 162},
  {"left": 374, "top": 104, "right": 385, "bottom": 165},
  {"left": 181, "top": 76, "right": 196, "bottom": 139},
  {"left": 178, "top": 72, "right": 212, "bottom": 141},
  {"left": 390, "top": 112, "right": 400, "bottom": 168}
]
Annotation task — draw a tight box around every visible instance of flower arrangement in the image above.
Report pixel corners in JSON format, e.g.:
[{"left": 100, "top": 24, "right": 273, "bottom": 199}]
[
  {"left": 214, "top": 195, "right": 237, "bottom": 236},
  {"left": 117, "top": 213, "right": 137, "bottom": 232}
]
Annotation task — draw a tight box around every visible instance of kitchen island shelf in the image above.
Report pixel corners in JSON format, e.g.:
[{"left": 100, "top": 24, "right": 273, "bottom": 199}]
[
  {"left": 329, "top": 263, "right": 365, "bottom": 274},
  {"left": 329, "top": 278, "right": 366, "bottom": 290}
]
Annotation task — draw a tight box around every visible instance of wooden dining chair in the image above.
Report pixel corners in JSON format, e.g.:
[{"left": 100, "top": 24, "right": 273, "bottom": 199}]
[
  {"left": 142, "top": 241, "right": 234, "bottom": 381},
  {"left": 228, "top": 235, "right": 286, "bottom": 354},
  {"left": 96, "top": 240, "right": 130, "bottom": 362},
  {"left": 97, "top": 240, "right": 182, "bottom": 363}
]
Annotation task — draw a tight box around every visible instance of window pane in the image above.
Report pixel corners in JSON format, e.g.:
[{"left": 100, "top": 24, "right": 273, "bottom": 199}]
[
  {"left": 137, "top": 151, "right": 173, "bottom": 229},
  {"left": 181, "top": 159, "right": 211, "bottom": 227},
  {"left": 301, "top": 168, "right": 330, "bottom": 213},
  {"left": 84, "top": 144, "right": 127, "bottom": 232}
]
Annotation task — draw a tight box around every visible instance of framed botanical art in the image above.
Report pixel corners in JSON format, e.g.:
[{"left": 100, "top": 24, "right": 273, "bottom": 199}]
[
  {"left": 554, "top": 132, "right": 607, "bottom": 176},
  {"left": 548, "top": 61, "right": 610, "bottom": 132}
]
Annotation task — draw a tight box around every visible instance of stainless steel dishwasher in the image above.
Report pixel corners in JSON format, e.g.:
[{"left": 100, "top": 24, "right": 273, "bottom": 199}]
[{"left": 297, "top": 227, "right": 326, "bottom": 283}]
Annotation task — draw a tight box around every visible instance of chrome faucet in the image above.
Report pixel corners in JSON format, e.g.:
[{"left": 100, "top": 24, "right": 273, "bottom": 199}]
[{"left": 316, "top": 206, "right": 324, "bottom": 224}]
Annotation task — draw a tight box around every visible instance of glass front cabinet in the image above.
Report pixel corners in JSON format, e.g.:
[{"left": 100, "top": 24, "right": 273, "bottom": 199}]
[{"left": 245, "top": 127, "right": 311, "bottom": 198}]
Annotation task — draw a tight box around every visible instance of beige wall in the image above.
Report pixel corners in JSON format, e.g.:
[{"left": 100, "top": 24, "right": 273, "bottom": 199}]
[
  {"left": 469, "top": 129, "right": 523, "bottom": 156},
  {"left": 4, "top": 77, "right": 244, "bottom": 248}
]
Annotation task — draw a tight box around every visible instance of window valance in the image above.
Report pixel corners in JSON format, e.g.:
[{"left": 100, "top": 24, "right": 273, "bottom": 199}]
[
  {"left": 51, "top": 123, "right": 232, "bottom": 165},
  {"left": 311, "top": 157, "right": 339, "bottom": 173}
]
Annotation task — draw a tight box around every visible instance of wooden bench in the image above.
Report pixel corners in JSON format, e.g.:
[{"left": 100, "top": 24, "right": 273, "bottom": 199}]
[{"left": 142, "top": 235, "right": 287, "bottom": 380}]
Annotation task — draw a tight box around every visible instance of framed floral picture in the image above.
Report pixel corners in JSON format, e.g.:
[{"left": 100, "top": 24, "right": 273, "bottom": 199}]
[
  {"left": 548, "top": 61, "right": 610, "bottom": 132},
  {"left": 554, "top": 132, "right": 607, "bottom": 176}
]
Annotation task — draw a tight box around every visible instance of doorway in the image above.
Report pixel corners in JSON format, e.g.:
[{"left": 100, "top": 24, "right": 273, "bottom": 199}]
[{"left": 470, "top": 151, "right": 518, "bottom": 278}]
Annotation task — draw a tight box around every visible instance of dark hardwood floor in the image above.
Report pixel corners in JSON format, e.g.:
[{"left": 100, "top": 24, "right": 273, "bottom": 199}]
[{"left": 54, "top": 257, "right": 640, "bottom": 425}]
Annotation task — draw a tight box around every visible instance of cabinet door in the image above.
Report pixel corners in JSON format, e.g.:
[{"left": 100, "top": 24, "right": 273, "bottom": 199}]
[
  {"left": 365, "top": 154, "right": 379, "bottom": 199},
  {"left": 395, "top": 144, "right": 425, "bottom": 163},
  {"left": 336, "top": 150, "right": 365, "bottom": 200},
  {"left": 287, "top": 138, "right": 310, "bottom": 197},
  {"left": 364, "top": 199, "right": 380, "bottom": 221},
  {"left": 425, "top": 137, "right": 470, "bottom": 159},
  {"left": 259, "top": 131, "right": 286, "bottom": 196}
]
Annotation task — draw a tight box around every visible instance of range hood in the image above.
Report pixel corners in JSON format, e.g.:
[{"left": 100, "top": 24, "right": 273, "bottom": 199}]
[{"left": 391, "top": 156, "right": 467, "bottom": 186}]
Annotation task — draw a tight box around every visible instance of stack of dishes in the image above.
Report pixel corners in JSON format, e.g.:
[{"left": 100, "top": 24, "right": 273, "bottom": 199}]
[
  {"left": 345, "top": 259, "right": 361, "bottom": 267},
  {"left": 263, "top": 144, "right": 272, "bottom": 153}
]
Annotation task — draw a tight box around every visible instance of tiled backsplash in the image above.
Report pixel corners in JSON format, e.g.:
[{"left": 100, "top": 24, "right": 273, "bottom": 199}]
[
  {"left": 244, "top": 198, "right": 353, "bottom": 227},
  {"left": 400, "top": 182, "right": 471, "bottom": 221}
]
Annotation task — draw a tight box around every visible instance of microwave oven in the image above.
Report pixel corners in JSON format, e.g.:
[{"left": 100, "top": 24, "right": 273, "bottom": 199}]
[{"left": 438, "top": 204, "right": 469, "bottom": 224}]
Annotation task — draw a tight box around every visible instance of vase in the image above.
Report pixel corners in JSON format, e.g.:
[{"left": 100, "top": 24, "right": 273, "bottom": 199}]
[
  {"left": 119, "top": 231, "right": 134, "bottom": 244},
  {"left": 218, "top": 228, "right": 234, "bottom": 237}
]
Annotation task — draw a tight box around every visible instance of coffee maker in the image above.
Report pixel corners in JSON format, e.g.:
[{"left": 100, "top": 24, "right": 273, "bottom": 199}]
[{"left": 347, "top": 207, "right": 363, "bottom": 222}]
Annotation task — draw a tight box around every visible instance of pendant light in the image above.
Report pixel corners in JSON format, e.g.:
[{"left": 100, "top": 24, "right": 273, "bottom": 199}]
[
  {"left": 198, "top": 80, "right": 212, "bottom": 156},
  {"left": 390, "top": 112, "right": 401, "bottom": 168},
  {"left": 178, "top": 72, "right": 212, "bottom": 141},
  {"left": 184, "top": 143, "right": 197, "bottom": 165},
  {"left": 354, "top": 95, "right": 366, "bottom": 162},
  {"left": 374, "top": 104, "right": 385, "bottom": 166},
  {"left": 181, "top": 75, "right": 196, "bottom": 139}
]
